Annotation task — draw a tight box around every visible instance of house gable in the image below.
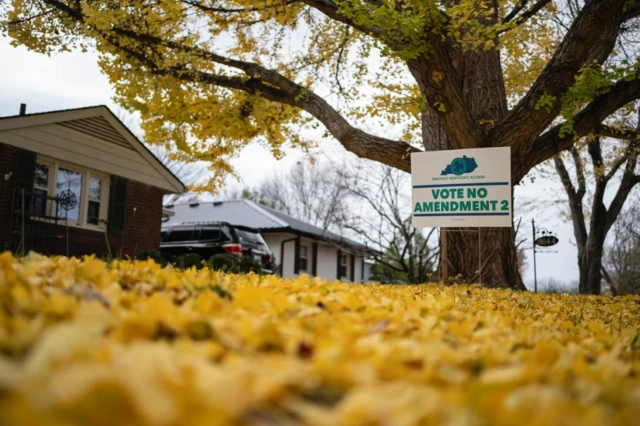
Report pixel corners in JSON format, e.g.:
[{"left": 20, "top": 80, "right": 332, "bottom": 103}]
[{"left": 0, "top": 106, "right": 184, "bottom": 193}]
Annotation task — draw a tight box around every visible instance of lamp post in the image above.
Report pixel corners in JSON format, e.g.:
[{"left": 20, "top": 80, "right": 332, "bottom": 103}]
[{"left": 531, "top": 219, "right": 559, "bottom": 293}]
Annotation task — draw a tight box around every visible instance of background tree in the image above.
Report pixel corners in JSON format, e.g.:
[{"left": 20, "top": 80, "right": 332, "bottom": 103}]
[
  {"left": 604, "top": 198, "right": 640, "bottom": 295},
  {"left": 346, "top": 164, "right": 438, "bottom": 284},
  {"left": 5, "top": 0, "right": 640, "bottom": 287},
  {"left": 239, "top": 158, "right": 438, "bottom": 284},
  {"left": 115, "top": 110, "right": 207, "bottom": 206},
  {"left": 553, "top": 130, "right": 640, "bottom": 294},
  {"left": 151, "top": 146, "right": 207, "bottom": 206},
  {"left": 230, "top": 160, "right": 356, "bottom": 234},
  {"left": 255, "top": 161, "right": 355, "bottom": 234}
]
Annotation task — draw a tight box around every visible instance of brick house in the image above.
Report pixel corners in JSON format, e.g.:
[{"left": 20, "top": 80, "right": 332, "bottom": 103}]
[{"left": 0, "top": 105, "right": 185, "bottom": 257}]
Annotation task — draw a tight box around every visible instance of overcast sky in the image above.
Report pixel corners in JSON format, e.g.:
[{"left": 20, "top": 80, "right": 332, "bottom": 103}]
[{"left": 0, "top": 37, "right": 586, "bottom": 291}]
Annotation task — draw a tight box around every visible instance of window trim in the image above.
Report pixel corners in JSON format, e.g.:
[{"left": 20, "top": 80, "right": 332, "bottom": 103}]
[{"left": 36, "top": 156, "right": 111, "bottom": 232}]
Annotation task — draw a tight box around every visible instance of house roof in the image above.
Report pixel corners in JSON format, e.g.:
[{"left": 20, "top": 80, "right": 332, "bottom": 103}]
[
  {"left": 163, "top": 200, "right": 369, "bottom": 252},
  {"left": 0, "top": 105, "right": 185, "bottom": 193}
]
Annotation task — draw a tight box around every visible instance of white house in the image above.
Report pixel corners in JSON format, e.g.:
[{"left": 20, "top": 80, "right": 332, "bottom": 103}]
[{"left": 164, "top": 200, "right": 370, "bottom": 282}]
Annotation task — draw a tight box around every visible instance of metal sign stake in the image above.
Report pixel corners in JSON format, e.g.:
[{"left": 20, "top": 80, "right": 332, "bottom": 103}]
[
  {"left": 442, "top": 228, "right": 448, "bottom": 283},
  {"left": 478, "top": 228, "right": 481, "bottom": 286},
  {"left": 532, "top": 219, "right": 537, "bottom": 293}
]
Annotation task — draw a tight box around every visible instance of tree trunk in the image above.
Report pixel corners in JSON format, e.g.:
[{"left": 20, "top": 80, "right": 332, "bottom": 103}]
[
  {"left": 578, "top": 180, "right": 608, "bottom": 295},
  {"left": 430, "top": 3, "right": 522, "bottom": 289},
  {"left": 578, "top": 238, "right": 605, "bottom": 295},
  {"left": 440, "top": 226, "right": 524, "bottom": 288}
]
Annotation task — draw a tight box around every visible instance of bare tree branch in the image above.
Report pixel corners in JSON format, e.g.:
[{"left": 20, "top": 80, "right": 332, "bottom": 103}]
[
  {"left": 554, "top": 154, "right": 588, "bottom": 249},
  {"left": 503, "top": 0, "right": 553, "bottom": 27}
]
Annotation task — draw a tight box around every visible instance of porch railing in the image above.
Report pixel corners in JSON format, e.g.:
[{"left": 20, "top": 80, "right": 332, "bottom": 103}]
[{"left": 10, "top": 188, "right": 70, "bottom": 257}]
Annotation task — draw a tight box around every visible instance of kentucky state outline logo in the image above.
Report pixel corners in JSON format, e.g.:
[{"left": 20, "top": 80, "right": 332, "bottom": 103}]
[{"left": 441, "top": 155, "right": 478, "bottom": 176}]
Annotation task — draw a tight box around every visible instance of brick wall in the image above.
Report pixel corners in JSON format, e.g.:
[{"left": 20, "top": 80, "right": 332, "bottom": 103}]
[
  {"left": 0, "top": 142, "right": 166, "bottom": 258},
  {"left": 0, "top": 143, "right": 16, "bottom": 252},
  {"left": 106, "top": 178, "right": 165, "bottom": 257}
]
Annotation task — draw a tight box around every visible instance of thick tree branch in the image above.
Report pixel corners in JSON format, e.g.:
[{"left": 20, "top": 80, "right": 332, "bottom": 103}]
[
  {"left": 300, "top": 0, "right": 482, "bottom": 149},
  {"left": 522, "top": 76, "right": 640, "bottom": 181},
  {"left": 594, "top": 124, "right": 640, "bottom": 140},
  {"left": 495, "top": 0, "right": 627, "bottom": 156},
  {"left": 605, "top": 139, "right": 640, "bottom": 232},
  {"left": 606, "top": 154, "right": 630, "bottom": 182},
  {"left": 605, "top": 111, "right": 640, "bottom": 181},
  {"left": 571, "top": 147, "right": 587, "bottom": 198},
  {"left": 38, "top": 0, "right": 419, "bottom": 173},
  {"left": 623, "top": 2, "right": 640, "bottom": 21},
  {"left": 587, "top": 138, "right": 605, "bottom": 181},
  {"left": 181, "top": 0, "right": 298, "bottom": 14},
  {"left": 299, "top": 0, "right": 388, "bottom": 38},
  {"left": 553, "top": 156, "right": 577, "bottom": 199}
]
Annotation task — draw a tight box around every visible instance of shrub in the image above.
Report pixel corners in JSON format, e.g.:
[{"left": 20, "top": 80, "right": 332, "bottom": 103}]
[
  {"left": 160, "top": 250, "right": 175, "bottom": 264},
  {"left": 206, "top": 254, "right": 263, "bottom": 274},
  {"left": 176, "top": 253, "right": 204, "bottom": 270},
  {"left": 208, "top": 254, "right": 240, "bottom": 273},
  {"left": 134, "top": 249, "right": 166, "bottom": 266},
  {"left": 238, "top": 256, "right": 263, "bottom": 274}
]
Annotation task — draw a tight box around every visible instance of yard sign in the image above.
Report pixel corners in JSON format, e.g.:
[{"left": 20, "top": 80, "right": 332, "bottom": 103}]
[{"left": 411, "top": 147, "right": 512, "bottom": 228}]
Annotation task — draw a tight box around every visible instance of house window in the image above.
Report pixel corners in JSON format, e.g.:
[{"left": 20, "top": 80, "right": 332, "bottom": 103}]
[
  {"left": 339, "top": 253, "right": 347, "bottom": 278},
  {"left": 34, "top": 156, "right": 110, "bottom": 231},
  {"left": 56, "top": 167, "right": 83, "bottom": 221},
  {"left": 87, "top": 177, "right": 102, "bottom": 225},
  {"left": 299, "top": 245, "right": 308, "bottom": 272},
  {"left": 32, "top": 162, "right": 50, "bottom": 216}
]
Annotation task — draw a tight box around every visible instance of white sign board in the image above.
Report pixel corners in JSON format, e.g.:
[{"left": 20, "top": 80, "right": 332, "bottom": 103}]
[{"left": 411, "top": 147, "right": 512, "bottom": 227}]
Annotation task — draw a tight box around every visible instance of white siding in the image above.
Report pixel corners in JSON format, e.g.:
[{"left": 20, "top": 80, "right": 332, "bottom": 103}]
[
  {"left": 262, "top": 233, "right": 297, "bottom": 278},
  {"left": 363, "top": 261, "right": 374, "bottom": 282},
  {"left": 353, "top": 256, "right": 363, "bottom": 282},
  {"left": 0, "top": 123, "right": 175, "bottom": 191},
  {"left": 262, "top": 233, "right": 363, "bottom": 282},
  {"left": 316, "top": 243, "right": 338, "bottom": 281}
]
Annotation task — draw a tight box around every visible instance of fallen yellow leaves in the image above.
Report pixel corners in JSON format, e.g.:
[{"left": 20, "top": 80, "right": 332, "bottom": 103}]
[{"left": 0, "top": 252, "right": 639, "bottom": 426}]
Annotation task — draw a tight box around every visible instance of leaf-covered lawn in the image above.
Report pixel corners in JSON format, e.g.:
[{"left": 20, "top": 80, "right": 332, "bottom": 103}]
[{"left": 0, "top": 252, "right": 639, "bottom": 426}]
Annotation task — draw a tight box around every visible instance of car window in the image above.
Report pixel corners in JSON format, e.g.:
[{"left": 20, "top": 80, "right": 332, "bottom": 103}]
[
  {"left": 236, "top": 229, "right": 267, "bottom": 246},
  {"left": 165, "top": 228, "right": 196, "bottom": 242},
  {"left": 200, "top": 227, "right": 221, "bottom": 241}
]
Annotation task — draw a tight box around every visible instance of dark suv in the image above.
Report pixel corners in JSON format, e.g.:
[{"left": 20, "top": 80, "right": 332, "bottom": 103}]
[{"left": 160, "top": 222, "right": 272, "bottom": 272}]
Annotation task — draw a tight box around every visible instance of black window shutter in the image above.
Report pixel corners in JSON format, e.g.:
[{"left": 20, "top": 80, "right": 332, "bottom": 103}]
[
  {"left": 13, "top": 148, "right": 36, "bottom": 194},
  {"left": 350, "top": 254, "right": 355, "bottom": 282},
  {"left": 336, "top": 249, "right": 342, "bottom": 278},
  {"left": 109, "top": 176, "right": 128, "bottom": 235},
  {"left": 12, "top": 148, "right": 36, "bottom": 212},
  {"left": 294, "top": 237, "right": 300, "bottom": 274},
  {"left": 312, "top": 242, "right": 318, "bottom": 276}
]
